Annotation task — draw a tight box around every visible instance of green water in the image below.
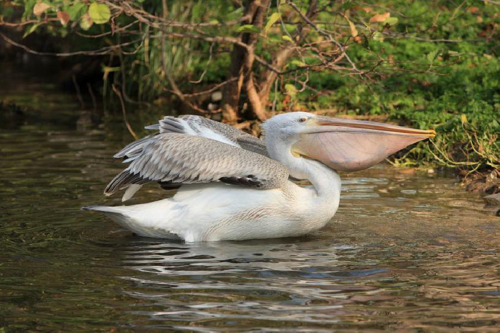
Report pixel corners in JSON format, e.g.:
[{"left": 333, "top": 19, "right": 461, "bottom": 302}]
[{"left": 0, "top": 63, "right": 499, "bottom": 331}]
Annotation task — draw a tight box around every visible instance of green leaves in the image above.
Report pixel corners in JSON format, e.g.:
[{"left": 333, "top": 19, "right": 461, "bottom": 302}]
[
  {"left": 66, "top": 3, "right": 87, "bottom": 21},
  {"left": 384, "top": 17, "right": 398, "bottom": 26},
  {"left": 372, "top": 31, "right": 384, "bottom": 41},
  {"left": 23, "top": 23, "right": 40, "bottom": 37},
  {"left": 76, "top": 2, "right": 110, "bottom": 29},
  {"left": 80, "top": 13, "right": 93, "bottom": 30},
  {"left": 88, "top": 2, "right": 110, "bottom": 24},
  {"left": 23, "top": 0, "right": 37, "bottom": 19},
  {"left": 18, "top": 0, "right": 110, "bottom": 31},
  {"left": 236, "top": 24, "right": 261, "bottom": 33},
  {"left": 1, "top": 5, "right": 14, "bottom": 18},
  {"left": 285, "top": 84, "right": 297, "bottom": 96},
  {"left": 290, "top": 59, "right": 306, "bottom": 67},
  {"left": 264, "top": 12, "right": 281, "bottom": 36},
  {"left": 427, "top": 49, "right": 440, "bottom": 63}
]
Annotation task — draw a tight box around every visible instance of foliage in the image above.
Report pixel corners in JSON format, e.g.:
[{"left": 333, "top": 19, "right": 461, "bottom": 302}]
[
  {"left": 0, "top": 0, "right": 498, "bottom": 172},
  {"left": 273, "top": 0, "right": 500, "bottom": 171}
]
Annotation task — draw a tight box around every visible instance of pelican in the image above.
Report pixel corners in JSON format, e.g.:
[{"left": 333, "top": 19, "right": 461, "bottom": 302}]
[{"left": 84, "top": 112, "right": 435, "bottom": 242}]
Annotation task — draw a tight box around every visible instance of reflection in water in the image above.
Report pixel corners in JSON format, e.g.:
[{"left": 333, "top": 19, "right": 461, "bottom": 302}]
[
  {"left": 113, "top": 232, "right": 499, "bottom": 331},
  {"left": 118, "top": 240, "right": 373, "bottom": 329},
  {"left": 0, "top": 63, "right": 499, "bottom": 331}
]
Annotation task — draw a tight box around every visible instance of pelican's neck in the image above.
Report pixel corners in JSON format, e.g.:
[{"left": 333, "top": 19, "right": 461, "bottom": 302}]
[{"left": 266, "top": 135, "right": 340, "bottom": 198}]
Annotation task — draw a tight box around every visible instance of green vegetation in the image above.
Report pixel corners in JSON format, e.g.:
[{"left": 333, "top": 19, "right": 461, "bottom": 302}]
[{"left": 0, "top": 0, "right": 498, "bottom": 173}]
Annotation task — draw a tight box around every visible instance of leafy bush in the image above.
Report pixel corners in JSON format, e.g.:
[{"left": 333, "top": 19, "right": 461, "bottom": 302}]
[
  {"left": 289, "top": 1, "right": 499, "bottom": 171},
  {"left": 1, "top": 0, "right": 498, "bottom": 171}
]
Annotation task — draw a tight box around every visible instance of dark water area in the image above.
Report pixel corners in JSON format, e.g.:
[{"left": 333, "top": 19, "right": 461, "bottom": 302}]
[{"left": 0, "top": 62, "right": 499, "bottom": 331}]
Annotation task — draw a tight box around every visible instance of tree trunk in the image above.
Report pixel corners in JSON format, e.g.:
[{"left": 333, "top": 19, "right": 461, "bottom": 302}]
[
  {"left": 222, "top": 42, "right": 246, "bottom": 123},
  {"left": 222, "top": 0, "right": 269, "bottom": 123},
  {"left": 223, "top": 0, "right": 319, "bottom": 122},
  {"left": 257, "top": 47, "right": 294, "bottom": 109}
]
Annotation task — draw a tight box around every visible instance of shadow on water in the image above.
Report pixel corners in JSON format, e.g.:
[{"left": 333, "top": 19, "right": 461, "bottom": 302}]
[{"left": 0, "top": 62, "right": 499, "bottom": 331}]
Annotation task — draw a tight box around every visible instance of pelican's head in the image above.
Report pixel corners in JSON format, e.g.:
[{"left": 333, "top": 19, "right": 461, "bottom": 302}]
[
  {"left": 262, "top": 112, "right": 435, "bottom": 172},
  {"left": 262, "top": 112, "right": 315, "bottom": 140}
]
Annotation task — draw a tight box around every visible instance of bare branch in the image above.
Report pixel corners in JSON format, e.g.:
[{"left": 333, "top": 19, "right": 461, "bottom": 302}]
[
  {"left": 112, "top": 84, "right": 139, "bottom": 140},
  {"left": 75, "top": 20, "right": 140, "bottom": 38},
  {"left": 286, "top": 1, "right": 359, "bottom": 72},
  {"left": 0, "top": 32, "right": 143, "bottom": 57},
  {"left": 182, "top": 78, "right": 238, "bottom": 97},
  {"left": 190, "top": 42, "right": 215, "bottom": 84},
  {"left": 0, "top": 18, "right": 59, "bottom": 27}
]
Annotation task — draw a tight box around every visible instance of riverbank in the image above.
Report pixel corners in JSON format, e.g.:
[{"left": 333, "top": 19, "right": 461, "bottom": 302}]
[
  {"left": 1, "top": 1, "right": 498, "bottom": 176},
  {"left": 1, "top": 95, "right": 497, "bottom": 202}
]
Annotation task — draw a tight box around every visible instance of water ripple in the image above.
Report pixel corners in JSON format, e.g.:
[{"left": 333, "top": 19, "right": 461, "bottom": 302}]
[{"left": 1, "top": 66, "right": 499, "bottom": 331}]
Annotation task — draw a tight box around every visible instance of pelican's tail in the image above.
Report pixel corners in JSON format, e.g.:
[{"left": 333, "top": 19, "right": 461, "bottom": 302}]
[
  {"left": 82, "top": 201, "right": 180, "bottom": 239},
  {"left": 82, "top": 205, "right": 128, "bottom": 216},
  {"left": 82, "top": 205, "right": 134, "bottom": 229}
]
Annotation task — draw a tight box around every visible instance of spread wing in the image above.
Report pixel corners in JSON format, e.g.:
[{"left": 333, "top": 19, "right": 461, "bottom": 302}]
[
  {"left": 105, "top": 133, "right": 289, "bottom": 201},
  {"left": 145, "top": 115, "right": 269, "bottom": 157}
]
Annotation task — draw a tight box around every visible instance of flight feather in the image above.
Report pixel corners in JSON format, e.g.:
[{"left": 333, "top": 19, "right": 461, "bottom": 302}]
[{"left": 105, "top": 133, "right": 288, "bottom": 199}]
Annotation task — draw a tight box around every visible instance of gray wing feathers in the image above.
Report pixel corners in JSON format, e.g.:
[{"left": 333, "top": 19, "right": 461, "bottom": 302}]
[
  {"left": 113, "top": 134, "right": 157, "bottom": 159},
  {"left": 104, "top": 134, "right": 288, "bottom": 197},
  {"left": 146, "top": 115, "right": 269, "bottom": 156},
  {"left": 156, "top": 115, "right": 242, "bottom": 138},
  {"left": 237, "top": 135, "right": 269, "bottom": 157},
  {"left": 157, "top": 116, "right": 188, "bottom": 134}
]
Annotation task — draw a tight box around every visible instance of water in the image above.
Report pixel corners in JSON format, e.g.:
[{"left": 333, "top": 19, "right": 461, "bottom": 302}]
[{"left": 1, "top": 63, "right": 499, "bottom": 331}]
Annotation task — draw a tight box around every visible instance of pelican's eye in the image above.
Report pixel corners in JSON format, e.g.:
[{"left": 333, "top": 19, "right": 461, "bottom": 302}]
[{"left": 299, "top": 117, "right": 308, "bottom": 123}]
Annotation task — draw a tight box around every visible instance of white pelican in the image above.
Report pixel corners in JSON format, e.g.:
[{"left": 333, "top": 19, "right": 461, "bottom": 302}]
[{"left": 84, "top": 112, "right": 434, "bottom": 242}]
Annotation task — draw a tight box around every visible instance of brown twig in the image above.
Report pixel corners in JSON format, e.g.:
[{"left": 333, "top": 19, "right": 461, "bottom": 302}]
[
  {"left": 75, "top": 20, "right": 140, "bottom": 38},
  {"left": 87, "top": 83, "right": 98, "bottom": 112},
  {"left": 112, "top": 84, "right": 139, "bottom": 140},
  {"left": 189, "top": 42, "right": 215, "bottom": 84},
  {"left": 0, "top": 32, "right": 142, "bottom": 56},
  {"left": 72, "top": 75, "right": 85, "bottom": 109},
  {"left": 0, "top": 18, "right": 59, "bottom": 27},
  {"left": 182, "top": 78, "right": 238, "bottom": 97},
  {"left": 286, "top": 1, "right": 359, "bottom": 72}
]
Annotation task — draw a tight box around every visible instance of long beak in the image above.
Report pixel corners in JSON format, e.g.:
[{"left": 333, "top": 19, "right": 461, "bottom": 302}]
[{"left": 293, "top": 116, "right": 435, "bottom": 172}]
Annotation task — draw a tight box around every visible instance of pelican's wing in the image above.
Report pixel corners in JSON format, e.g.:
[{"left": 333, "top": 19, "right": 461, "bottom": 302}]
[
  {"left": 105, "top": 133, "right": 288, "bottom": 201},
  {"left": 146, "top": 115, "right": 269, "bottom": 157},
  {"left": 113, "top": 134, "right": 157, "bottom": 159}
]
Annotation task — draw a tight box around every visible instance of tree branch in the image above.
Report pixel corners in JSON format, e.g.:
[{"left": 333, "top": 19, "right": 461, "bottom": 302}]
[{"left": 0, "top": 32, "right": 143, "bottom": 57}]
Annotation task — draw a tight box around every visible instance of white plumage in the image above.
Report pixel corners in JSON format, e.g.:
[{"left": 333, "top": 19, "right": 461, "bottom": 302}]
[
  {"left": 84, "top": 112, "right": 434, "bottom": 242},
  {"left": 89, "top": 178, "right": 340, "bottom": 242}
]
